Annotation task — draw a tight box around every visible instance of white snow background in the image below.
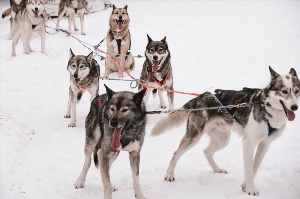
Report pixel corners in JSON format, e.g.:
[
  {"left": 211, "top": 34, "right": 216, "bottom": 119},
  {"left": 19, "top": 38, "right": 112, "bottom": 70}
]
[{"left": 1, "top": 0, "right": 300, "bottom": 198}]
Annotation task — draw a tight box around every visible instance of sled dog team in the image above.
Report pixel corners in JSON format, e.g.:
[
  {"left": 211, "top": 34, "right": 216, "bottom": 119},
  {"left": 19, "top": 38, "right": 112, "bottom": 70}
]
[{"left": 3, "top": 1, "right": 300, "bottom": 199}]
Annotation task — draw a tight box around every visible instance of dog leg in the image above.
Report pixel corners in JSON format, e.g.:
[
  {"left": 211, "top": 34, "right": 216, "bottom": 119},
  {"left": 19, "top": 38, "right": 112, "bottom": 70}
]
[
  {"left": 165, "top": 122, "right": 203, "bottom": 181},
  {"left": 158, "top": 90, "right": 166, "bottom": 109},
  {"left": 242, "top": 136, "right": 259, "bottom": 196},
  {"left": 99, "top": 150, "right": 119, "bottom": 199},
  {"left": 167, "top": 87, "right": 174, "bottom": 111},
  {"left": 69, "top": 91, "right": 77, "bottom": 127},
  {"left": 56, "top": 6, "right": 67, "bottom": 30},
  {"left": 68, "top": 8, "right": 77, "bottom": 32},
  {"left": 204, "top": 126, "right": 231, "bottom": 173},
  {"left": 64, "top": 87, "right": 72, "bottom": 118},
  {"left": 78, "top": 9, "right": 85, "bottom": 35},
  {"left": 142, "top": 88, "right": 151, "bottom": 105},
  {"left": 11, "top": 29, "right": 22, "bottom": 57},
  {"left": 129, "top": 152, "right": 146, "bottom": 199},
  {"left": 241, "top": 139, "right": 270, "bottom": 195},
  {"left": 74, "top": 136, "right": 98, "bottom": 188},
  {"left": 41, "top": 27, "right": 46, "bottom": 54}
]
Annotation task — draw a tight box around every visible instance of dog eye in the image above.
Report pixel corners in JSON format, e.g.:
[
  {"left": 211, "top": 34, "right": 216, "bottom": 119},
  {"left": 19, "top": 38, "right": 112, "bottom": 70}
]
[
  {"left": 281, "top": 90, "right": 289, "bottom": 95},
  {"left": 71, "top": 64, "right": 76, "bottom": 68},
  {"left": 110, "top": 107, "right": 115, "bottom": 112},
  {"left": 149, "top": 48, "right": 155, "bottom": 53},
  {"left": 79, "top": 65, "right": 85, "bottom": 69},
  {"left": 158, "top": 48, "right": 165, "bottom": 53},
  {"left": 122, "top": 108, "right": 128, "bottom": 113}
]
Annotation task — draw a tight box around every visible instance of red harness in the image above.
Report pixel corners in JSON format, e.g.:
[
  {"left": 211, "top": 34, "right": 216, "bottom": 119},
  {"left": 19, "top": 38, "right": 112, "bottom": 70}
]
[{"left": 150, "top": 71, "right": 169, "bottom": 87}]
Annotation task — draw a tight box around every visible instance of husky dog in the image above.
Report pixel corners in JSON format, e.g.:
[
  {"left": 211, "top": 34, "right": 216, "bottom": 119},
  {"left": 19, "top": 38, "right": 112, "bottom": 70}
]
[
  {"left": 65, "top": 49, "right": 100, "bottom": 127},
  {"left": 11, "top": 0, "right": 47, "bottom": 57},
  {"left": 2, "top": 0, "right": 27, "bottom": 39},
  {"left": 151, "top": 66, "right": 300, "bottom": 196},
  {"left": 138, "top": 34, "right": 174, "bottom": 110},
  {"left": 74, "top": 85, "right": 147, "bottom": 199},
  {"left": 56, "top": 0, "right": 87, "bottom": 35},
  {"left": 103, "top": 5, "right": 135, "bottom": 78}
]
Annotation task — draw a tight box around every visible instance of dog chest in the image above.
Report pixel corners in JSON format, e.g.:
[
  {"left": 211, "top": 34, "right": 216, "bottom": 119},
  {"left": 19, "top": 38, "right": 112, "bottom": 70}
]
[{"left": 122, "top": 139, "right": 140, "bottom": 152}]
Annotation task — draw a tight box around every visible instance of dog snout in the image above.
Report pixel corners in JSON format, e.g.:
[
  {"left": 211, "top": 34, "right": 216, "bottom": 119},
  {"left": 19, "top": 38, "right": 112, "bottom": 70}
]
[
  {"left": 73, "top": 73, "right": 78, "bottom": 78},
  {"left": 153, "top": 55, "right": 158, "bottom": 61},
  {"left": 118, "top": 16, "right": 122, "bottom": 20},
  {"left": 291, "top": 105, "right": 298, "bottom": 111},
  {"left": 110, "top": 119, "right": 118, "bottom": 128}
]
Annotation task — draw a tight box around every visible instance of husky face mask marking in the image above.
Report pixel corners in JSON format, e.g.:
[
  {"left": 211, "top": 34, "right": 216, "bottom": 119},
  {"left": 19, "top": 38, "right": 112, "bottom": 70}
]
[
  {"left": 26, "top": 0, "right": 45, "bottom": 18},
  {"left": 111, "top": 5, "right": 129, "bottom": 31},
  {"left": 68, "top": 49, "right": 93, "bottom": 83},
  {"left": 146, "top": 35, "right": 170, "bottom": 73},
  {"left": 267, "top": 67, "right": 300, "bottom": 121}
]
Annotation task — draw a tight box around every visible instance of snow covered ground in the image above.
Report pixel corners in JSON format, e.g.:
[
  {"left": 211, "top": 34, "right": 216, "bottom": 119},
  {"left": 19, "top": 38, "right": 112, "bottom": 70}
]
[{"left": 1, "top": 0, "right": 300, "bottom": 198}]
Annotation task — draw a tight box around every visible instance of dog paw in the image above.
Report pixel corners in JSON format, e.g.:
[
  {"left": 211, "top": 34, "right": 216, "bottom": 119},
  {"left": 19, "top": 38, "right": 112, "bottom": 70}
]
[
  {"left": 164, "top": 174, "right": 175, "bottom": 182},
  {"left": 68, "top": 122, "right": 76, "bottom": 127},
  {"left": 118, "top": 73, "right": 124, "bottom": 78},
  {"left": 101, "top": 76, "right": 108, "bottom": 80},
  {"left": 64, "top": 115, "right": 71, "bottom": 118},
  {"left": 160, "top": 105, "right": 167, "bottom": 109},
  {"left": 74, "top": 181, "right": 84, "bottom": 189},
  {"left": 112, "top": 185, "right": 118, "bottom": 192},
  {"left": 214, "top": 169, "right": 228, "bottom": 174},
  {"left": 81, "top": 32, "right": 86, "bottom": 35},
  {"left": 241, "top": 183, "right": 259, "bottom": 196}
]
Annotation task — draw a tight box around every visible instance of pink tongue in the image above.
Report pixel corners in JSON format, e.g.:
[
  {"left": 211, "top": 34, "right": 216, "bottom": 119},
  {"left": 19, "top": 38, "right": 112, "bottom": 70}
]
[
  {"left": 152, "top": 61, "right": 159, "bottom": 73},
  {"left": 111, "top": 128, "right": 122, "bottom": 150},
  {"left": 34, "top": 11, "right": 38, "bottom": 18},
  {"left": 287, "top": 109, "right": 295, "bottom": 121},
  {"left": 118, "top": 22, "right": 122, "bottom": 30}
]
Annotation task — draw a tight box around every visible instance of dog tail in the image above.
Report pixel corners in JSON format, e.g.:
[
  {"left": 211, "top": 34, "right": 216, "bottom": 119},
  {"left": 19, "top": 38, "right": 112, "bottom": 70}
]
[
  {"left": 77, "top": 91, "right": 83, "bottom": 101},
  {"left": 152, "top": 89, "right": 157, "bottom": 98},
  {"left": 93, "top": 140, "right": 101, "bottom": 168},
  {"left": 151, "top": 110, "right": 190, "bottom": 136},
  {"left": 2, "top": 8, "right": 11, "bottom": 19}
]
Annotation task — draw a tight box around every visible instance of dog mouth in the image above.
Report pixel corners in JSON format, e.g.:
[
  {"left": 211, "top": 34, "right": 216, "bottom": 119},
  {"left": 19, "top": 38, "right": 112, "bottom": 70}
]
[
  {"left": 115, "top": 19, "right": 125, "bottom": 30},
  {"left": 74, "top": 78, "right": 80, "bottom": 83},
  {"left": 280, "top": 100, "right": 295, "bottom": 121},
  {"left": 32, "top": 9, "right": 39, "bottom": 18},
  {"left": 152, "top": 59, "right": 161, "bottom": 73},
  {"left": 111, "top": 123, "right": 127, "bottom": 150}
]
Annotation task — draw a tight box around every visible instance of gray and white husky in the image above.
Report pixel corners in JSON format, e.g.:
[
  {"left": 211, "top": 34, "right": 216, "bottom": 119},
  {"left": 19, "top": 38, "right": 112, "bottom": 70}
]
[
  {"left": 74, "top": 85, "right": 147, "bottom": 199},
  {"left": 11, "top": 0, "right": 47, "bottom": 57},
  {"left": 138, "top": 34, "right": 174, "bottom": 111},
  {"left": 65, "top": 49, "right": 100, "bottom": 127},
  {"left": 151, "top": 66, "right": 300, "bottom": 196},
  {"left": 103, "top": 5, "right": 135, "bottom": 78},
  {"left": 56, "top": 0, "right": 87, "bottom": 35}
]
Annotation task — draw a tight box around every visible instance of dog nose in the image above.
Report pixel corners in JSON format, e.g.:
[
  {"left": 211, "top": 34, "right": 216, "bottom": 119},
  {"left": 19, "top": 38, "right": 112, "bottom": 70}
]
[
  {"left": 291, "top": 105, "right": 298, "bottom": 111},
  {"left": 153, "top": 55, "right": 158, "bottom": 60},
  {"left": 118, "top": 16, "right": 122, "bottom": 20},
  {"left": 35, "top": 7, "right": 38, "bottom": 11},
  {"left": 110, "top": 120, "right": 118, "bottom": 128},
  {"left": 73, "top": 73, "right": 78, "bottom": 78}
]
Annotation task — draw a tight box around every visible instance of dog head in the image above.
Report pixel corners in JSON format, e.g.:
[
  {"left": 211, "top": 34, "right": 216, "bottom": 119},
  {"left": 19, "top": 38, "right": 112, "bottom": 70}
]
[
  {"left": 104, "top": 84, "right": 146, "bottom": 150},
  {"left": 109, "top": 4, "right": 130, "bottom": 31},
  {"left": 26, "top": 0, "right": 45, "bottom": 18},
  {"left": 68, "top": 49, "right": 94, "bottom": 84},
  {"left": 145, "top": 34, "right": 170, "bottom": 73},
  {"left": 266, "top": 66, "right": 300, "bottom": 121}
]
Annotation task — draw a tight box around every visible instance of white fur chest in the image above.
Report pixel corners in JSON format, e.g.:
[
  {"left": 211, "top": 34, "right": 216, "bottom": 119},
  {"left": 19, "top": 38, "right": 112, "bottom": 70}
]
[{"left": 122, "top": 140, "right": 140, "bottom": 152}]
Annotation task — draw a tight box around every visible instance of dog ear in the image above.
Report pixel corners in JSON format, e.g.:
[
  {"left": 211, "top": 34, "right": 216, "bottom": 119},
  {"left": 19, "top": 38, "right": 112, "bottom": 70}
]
[
  {"left": 86, "top": 51, "right": 93, "bottom": 63},
  {"left": 147, "top": 34, "right": 153, "bottom": 43},
  {"left": 133, "top": 88, "right": 147, "bottom": 106},
  {"left": 124, "top": 5, "right": 128, "bottom": 11},
  {"left": 112, "top": 4, "right": 116, "bottom": 10},
  {"left": 161, "top": 36, "right": 167, "bottom": 43},
  {"left": 104, "top": 84, "right": 115, "bottom": 100},
  {"left": 269, "top": 66, "right": 280, "bottom": 80},
  {"left": 69, "top": 48, "right": 75, "bottom": 59},
  {"left": 289, "top": 68, "right": 298, "bottom": 77}
]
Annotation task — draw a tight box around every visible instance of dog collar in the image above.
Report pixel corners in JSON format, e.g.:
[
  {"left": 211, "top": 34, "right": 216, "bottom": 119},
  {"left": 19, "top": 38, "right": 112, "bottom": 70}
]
[{"left": 267, "top": 120, "right": 278, "bottom": 136}]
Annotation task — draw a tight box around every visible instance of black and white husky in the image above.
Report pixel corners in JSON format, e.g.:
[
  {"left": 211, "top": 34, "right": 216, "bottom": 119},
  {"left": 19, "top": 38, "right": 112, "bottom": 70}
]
[
  {"left": 64, "top": 49, "right": 100, "bottom": 127},
  {"left": 11, "top": 0, "right": 47, "bottom": 57},
  {"left": 151, "top": 66, "right": 300, "bottom": 196},
  {"left": 74, "top": 85, "right": 147, "bottom": 199},
  {"left": 138, "top": 34, "right": 174, "bottom": 111}
]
